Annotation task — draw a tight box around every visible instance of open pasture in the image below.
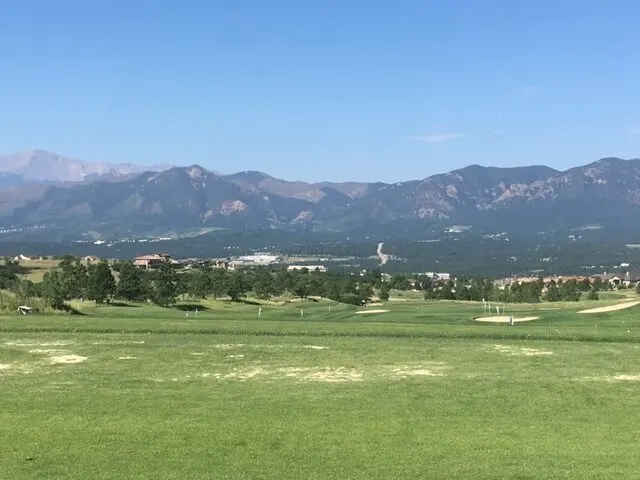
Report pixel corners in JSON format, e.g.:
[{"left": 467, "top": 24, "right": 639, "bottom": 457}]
[{"left": 2, "top": 297, "right": 640, "bottom": 479}]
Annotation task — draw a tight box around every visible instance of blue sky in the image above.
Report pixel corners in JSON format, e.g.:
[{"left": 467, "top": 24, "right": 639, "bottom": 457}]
[{"left": 1, "top": 0, "right": 639, "bottom": 182}]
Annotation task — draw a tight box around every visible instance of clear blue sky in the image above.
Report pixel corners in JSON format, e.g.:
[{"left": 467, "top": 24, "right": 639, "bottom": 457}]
[{"left": 1, "top": 0, "right": 639, "bottom": 182}]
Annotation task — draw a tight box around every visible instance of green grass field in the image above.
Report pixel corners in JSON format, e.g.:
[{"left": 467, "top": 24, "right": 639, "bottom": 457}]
[{"left": 2, "top": 294, "right": 640, "bottom": 479}]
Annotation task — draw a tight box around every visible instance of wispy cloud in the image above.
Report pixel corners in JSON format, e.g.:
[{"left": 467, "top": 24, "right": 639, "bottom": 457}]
[{"left": 413, "top": 132, "right": 463, "bottom": 143}]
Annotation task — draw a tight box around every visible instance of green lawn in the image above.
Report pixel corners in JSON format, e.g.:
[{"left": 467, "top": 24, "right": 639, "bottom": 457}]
[{"left": 2, "top": 297, "right": 640, "bottom": 479}]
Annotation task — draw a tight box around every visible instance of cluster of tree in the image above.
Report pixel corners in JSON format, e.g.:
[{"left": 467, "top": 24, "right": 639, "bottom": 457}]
[
  {"left": 30, "top": 258, "right": 387, "bottom": 309},
  {"left": 0, "top": 261, "right": 27, "bottom": 290}
]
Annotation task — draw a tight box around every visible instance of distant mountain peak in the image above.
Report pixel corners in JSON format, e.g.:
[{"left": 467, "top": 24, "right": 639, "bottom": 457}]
[{"left": 0, "top": 149, "right": 173, "bottom": 183}]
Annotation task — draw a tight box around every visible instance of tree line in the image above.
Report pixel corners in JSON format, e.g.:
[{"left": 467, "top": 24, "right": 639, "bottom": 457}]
[
  {"left": 0, "top": 257, "right": 386, "bottom": 310},
  {"left": 0, "top": 257, "right": 634, "bottom": 312}
]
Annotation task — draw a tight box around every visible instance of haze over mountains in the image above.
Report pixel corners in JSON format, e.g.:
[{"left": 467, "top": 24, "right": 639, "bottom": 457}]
[
  {"left": 0, "top": 150, "right": 173, "bottom": 184},
  {"left": 1, "top": 150, "right": 640, "bottom": 240}
]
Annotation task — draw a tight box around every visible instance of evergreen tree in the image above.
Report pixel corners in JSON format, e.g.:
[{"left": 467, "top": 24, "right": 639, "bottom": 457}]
[
  {"left": 226, "top": 270, "right": 249, "bottom": 301},
  {"left": 86, "top": 260, "right": 116, "bottom": 304},
  {"left": 252, "top": 268, "right": 275, "bottom": 300},
  {"left": 292, "top": 274, "right": 311, "bottom": 299},
  {"left": 41, "top": 270, "right": 66, "bottom": 310},
  {"left": 378, "top": 282, "right": 391, "bottom": 301},
  {"left": 116, "top": 262, "right": 147, "bottom": 301},
  {"left": 587, "top": 288, "right": 599, "bottom": 301},
  {"left": 210, "top": 268, "right": 229, "bottom": 299},
  {"left": 150, "top": 260, "right": 178, "bottom": 307},
  {"left": 58, "top": 256, "right": 88, "bottom": 300}
]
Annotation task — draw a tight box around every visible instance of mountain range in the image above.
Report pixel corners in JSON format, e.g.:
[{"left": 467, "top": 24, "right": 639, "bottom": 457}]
[
  {"left": 1, "top": 150, "right": 640, "bottom": 240},
  {"left": 0, "top": 150, "right": 172, "bottom": 185}
]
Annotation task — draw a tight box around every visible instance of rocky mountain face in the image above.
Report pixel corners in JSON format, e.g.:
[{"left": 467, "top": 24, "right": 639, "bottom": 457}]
[{"left": 2, "top": 153, "right": 640, "bottom": 238}]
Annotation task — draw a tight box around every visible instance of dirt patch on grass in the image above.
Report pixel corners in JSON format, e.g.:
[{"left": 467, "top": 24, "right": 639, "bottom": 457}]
[
  {"left": 612, "top": 375, "right": 640, "bottom": 381},
  {"left": 225, "top": 354, "right": 244, "bottom": 359},
  {"left": 306, "top": 368, "right": 363, "bottom": 383},
  {"left": 4, "top": 341, "right": 74, "bottom": 347},
  {"left": 0, "top": 364, "right": 12, "bottom": 370},
  {"left": 390, "top": 363, "right": 447, "bottom": 378},
  {"left": 214, "top": 344, "right": 246, "bottom": 349},
  {"left": 354, "top": 309, "right": 389, "bottom": 315},
  {"left": 303, "top": 345, "right": 329, "bottom": 350},
  {"left": 29, "top": 349, "right": 68, "bottom": 354},
  {"left": 118, "top": 356, "right": 138, "bottom": 360},
  {"left": 224, "top": 368, "right": 268, "bottom": 380},
  {"left": 577, "top": 301, "right": 640, "bottom": 314},
  {"left": 474, "top": 316, "right": 539, "bottom": 323},
  {"left": 50, "top": 355, "right": 87, "bottom": 365},
  {"left": 494, "top": 345, "right": 553, "bottom": 356}
]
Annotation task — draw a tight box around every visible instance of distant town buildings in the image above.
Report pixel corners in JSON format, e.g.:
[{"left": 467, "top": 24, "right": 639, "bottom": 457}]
[{"left": 133, "top": 253, "right": 177, "bottom": 270}]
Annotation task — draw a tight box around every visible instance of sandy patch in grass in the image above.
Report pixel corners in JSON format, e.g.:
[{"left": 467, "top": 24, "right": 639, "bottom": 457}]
[
  {"left": 577, "top": 301, "right": 640, "bottom": 314},
  {"left": 225, "top": 354, "right": 244, "bottom": 359},
  {"left": 389, "top": 363, "right": 447, "bottom": 378},
  {"left": 303, "top": 345, "right": 329, "bottom": 350},
  {"left": 0, "top": 364, "right": 11, "bottom": 370},
  {"left": 50, "top": 355, "right": 87, "bottom": 365},
  {"left": 4, "top": 341, "right": 74, "bottom": 347},
  {"left": 224, "top": 368, "right": 268, "bottom": 380},
  {"left": 214, "top": 344, "right": 246, "bottom": 349},
  {"left": 474, "top": 316, "right": 539, "bottom": 323},
  {"left": 191, "top": 352, "right": 206, "bottom": 356},
  {"left": 392, "top": 368, "right": 444, "bottom": 378},
  {"left": 612, "top": 375, "right": 640, "bottom": 381},
  {"left": 368, "top": 302, "right": 385, "bottom": 306},
  {"left": 306, "top": 368, "right": 363, "bottom": 383},
  {"left": 118, "top": 356, "right": 138, "bottom": 360},
  {"left": 29, "top": 348, "right": 68, "bottom": 354},
  {"left": 355, "top": 309, "right": 389, "bottom": 315},
  {"left": 494, "top": 345, "right": 553, "bottom": 356}
]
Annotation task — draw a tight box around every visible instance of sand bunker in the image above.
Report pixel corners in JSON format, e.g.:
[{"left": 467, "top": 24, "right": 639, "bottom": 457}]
[
  {"left": 577, "top": 301, "right": 640, "bottom": 314},
  {"left": 355, "top": 309, "right": 389, "bottom": 315},
  {"left": 494, "top": 345, "right": 553, "bottom": 356},
  {"left": 50, "top": 355, "right": 87, "bottom": 365},
  {"left": 474, "top": 316, "right": 540, "bottom": 323}
]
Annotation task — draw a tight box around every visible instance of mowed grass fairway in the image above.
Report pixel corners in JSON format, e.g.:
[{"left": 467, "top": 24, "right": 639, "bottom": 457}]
[{"left": 2, "top": 297, "right": 640, "bottom": 479}]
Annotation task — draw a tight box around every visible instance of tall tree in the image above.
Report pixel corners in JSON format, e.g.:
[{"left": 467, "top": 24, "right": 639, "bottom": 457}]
[
  {"left": 58, "top": 256, "right": 88, "bottom": 300},
  {"left": 210, "top": 269, "right": 229, "bottom": 299},
  {"left": 378, "top": 282, "right": 391, "bottom": 301},
  {"left": 188, "top": 268, "right": 213, "bottom": 299},
  {"left": 252, "top": 268, "right": 275, "bottom": 300},
  {"left": 116, "top": 262, "right": 147, "bottom": 301},
  {"left": 226, "top": 271, "right": 248, "bottom": 301},
  {"left": 41, "top": 270, "right": 66, "bottom": 310},
  {"left": 86, "top": 260, "right": 116, "bottom": 304},
  {"left": 150, "top": 260, "right": 178, "bottom": 307}
]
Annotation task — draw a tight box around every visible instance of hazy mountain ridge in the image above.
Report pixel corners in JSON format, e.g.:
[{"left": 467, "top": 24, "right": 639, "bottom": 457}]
[
  {"left": 2, "top": 150, "right": 640, "bottom": 238},
  {"left": 0, "top": 149, "right": 172, "bottom": 183}
]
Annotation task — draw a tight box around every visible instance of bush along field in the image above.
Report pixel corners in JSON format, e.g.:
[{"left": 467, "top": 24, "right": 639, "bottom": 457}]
[{"left": 2, "top": 258, "right": 640, "bottom": 478}]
